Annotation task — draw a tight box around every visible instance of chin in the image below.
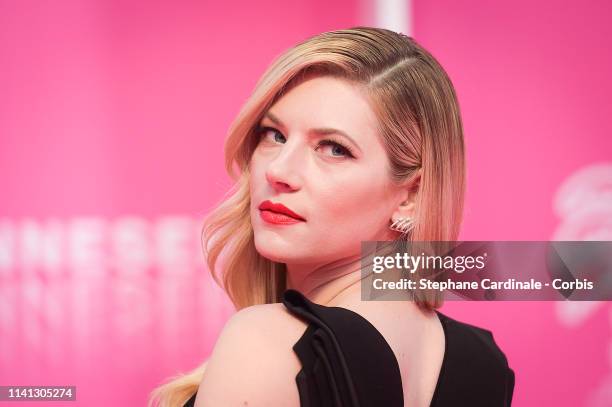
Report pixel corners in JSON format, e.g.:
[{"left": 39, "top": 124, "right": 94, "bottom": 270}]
[
  {"left": 253, "top": 234, "right": 294, "bottom": 263},
  {"left": 255, "top": 249, "right": 296, "bottom": 264}
]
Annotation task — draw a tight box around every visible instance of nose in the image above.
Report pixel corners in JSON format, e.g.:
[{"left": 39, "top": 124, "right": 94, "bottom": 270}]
[{"left": 265, "top": 139, "right": 303, "bottom": 192}]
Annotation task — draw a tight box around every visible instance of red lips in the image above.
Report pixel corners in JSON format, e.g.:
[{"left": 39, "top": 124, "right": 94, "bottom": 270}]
[{"left": 258, "top": 200, "right": 306, "bottom": 221}]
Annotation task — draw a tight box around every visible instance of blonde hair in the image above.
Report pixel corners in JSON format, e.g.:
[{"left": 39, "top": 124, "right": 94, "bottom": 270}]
[{"left": 148, "top": 26, "right": 465, "bottom": 406}]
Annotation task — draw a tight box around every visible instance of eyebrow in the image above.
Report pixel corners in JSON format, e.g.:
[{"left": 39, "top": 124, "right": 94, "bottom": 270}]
[{"left": 262, "top": 111, "right": 362, "bottom": 154}]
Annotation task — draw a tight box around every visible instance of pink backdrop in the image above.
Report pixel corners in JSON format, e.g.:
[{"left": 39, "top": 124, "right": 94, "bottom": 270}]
[{"left": 1, "top": 0, "right": 611, "bottom": 405}]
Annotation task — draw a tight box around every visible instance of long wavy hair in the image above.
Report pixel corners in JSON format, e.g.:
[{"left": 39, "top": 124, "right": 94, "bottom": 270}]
[{"left": 149, "top": 26, "right": 466, "bottom": 406}]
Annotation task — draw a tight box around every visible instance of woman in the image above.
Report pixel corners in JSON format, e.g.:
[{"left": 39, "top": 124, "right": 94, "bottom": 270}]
[{"left": 150, "top": 26, "right": 515, "bottom": 406}]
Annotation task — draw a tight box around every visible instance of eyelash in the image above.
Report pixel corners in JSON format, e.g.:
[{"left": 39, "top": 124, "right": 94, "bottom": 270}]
[{"left": 256, "top": 126, "right": 356, "bottom": 159}]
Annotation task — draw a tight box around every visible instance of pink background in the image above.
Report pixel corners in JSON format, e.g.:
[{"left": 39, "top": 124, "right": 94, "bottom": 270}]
[{"left": 1, "top": 0, "right": 611, "bottom": 405}]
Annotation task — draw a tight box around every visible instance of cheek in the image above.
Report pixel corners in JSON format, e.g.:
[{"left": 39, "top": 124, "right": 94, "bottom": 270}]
[{"left": 314, "top": 173, "right": 392, "bottom": 237}]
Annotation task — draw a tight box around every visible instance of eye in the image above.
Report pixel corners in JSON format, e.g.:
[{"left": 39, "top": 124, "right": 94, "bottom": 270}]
[
  {"left": 316, "top": 139, "right": 355, "bottom": 159},
  {"left": 257, "top": 126, "right": 286, "bottom": 144}
]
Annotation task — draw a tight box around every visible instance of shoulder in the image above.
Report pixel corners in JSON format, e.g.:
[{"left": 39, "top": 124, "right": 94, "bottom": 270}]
[{"left": 193, "top": 303, "right": 307, "bottom": 407}]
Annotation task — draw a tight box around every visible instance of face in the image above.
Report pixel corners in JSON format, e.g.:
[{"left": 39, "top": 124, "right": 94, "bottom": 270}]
[{"left": 249, "top": 75, "right": 407, "bottom": 267}]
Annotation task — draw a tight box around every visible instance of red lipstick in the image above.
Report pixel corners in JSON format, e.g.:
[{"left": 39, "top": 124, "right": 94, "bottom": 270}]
[{"left": 258, "top": 200, "right": 306, "bottom": 224}]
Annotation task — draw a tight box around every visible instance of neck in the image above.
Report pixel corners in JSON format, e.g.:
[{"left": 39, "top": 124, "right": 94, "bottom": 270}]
[
  {"left": 284, "top": 233, "right": 399, "bottom": 306},
  {"left": 287, "top": 245, "right": 388, "bottom": 306},
  {"left": 285, "top": 255, "right": 365, "bottom": 306}
]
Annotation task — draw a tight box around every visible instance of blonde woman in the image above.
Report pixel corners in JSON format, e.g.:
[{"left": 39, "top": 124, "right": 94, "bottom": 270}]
[{"left": 150, "top": 27, "right": 515, "bottom": 407}]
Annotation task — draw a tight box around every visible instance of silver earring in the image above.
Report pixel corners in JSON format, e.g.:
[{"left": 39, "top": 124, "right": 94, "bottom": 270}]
[{"left": 390, "top": 217, "right": 415, "bottom": 234}]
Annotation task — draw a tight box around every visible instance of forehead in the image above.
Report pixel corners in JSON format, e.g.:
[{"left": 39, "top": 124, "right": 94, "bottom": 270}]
[{"left": 265, "top": 76, "right": 382, "bottom": 147}]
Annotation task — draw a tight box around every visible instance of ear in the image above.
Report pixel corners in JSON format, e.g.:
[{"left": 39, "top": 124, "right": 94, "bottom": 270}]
[{"left": 391, "top": 171, "right": 421, "bottom": 222}]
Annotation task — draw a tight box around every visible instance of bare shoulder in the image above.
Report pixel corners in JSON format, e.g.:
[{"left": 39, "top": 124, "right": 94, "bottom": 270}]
[{"left": 194, "top": 302, "right": 307, "bottom": 407}]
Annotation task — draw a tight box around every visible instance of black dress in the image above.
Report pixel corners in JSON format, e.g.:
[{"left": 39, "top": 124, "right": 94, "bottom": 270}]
[{"left": 184, "top": 288, "right": 515, "bottom": 406}]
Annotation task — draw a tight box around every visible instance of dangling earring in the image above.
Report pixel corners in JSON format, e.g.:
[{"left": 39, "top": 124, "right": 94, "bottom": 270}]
[{"left": 389, "top": 217, "right": 415, "bottom": 234}]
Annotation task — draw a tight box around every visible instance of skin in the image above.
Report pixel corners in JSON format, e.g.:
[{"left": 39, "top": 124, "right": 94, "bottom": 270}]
[{"left": 195, "top": 76, "right": 445, "bottom": 407}]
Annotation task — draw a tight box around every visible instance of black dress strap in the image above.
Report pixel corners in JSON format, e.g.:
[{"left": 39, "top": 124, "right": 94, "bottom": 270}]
[
  {"left": 430, "top": 310, "right": 515, "bottom": 407},
  {"left": 282, "top": 288, "right": 404, "bottom": 407}
]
